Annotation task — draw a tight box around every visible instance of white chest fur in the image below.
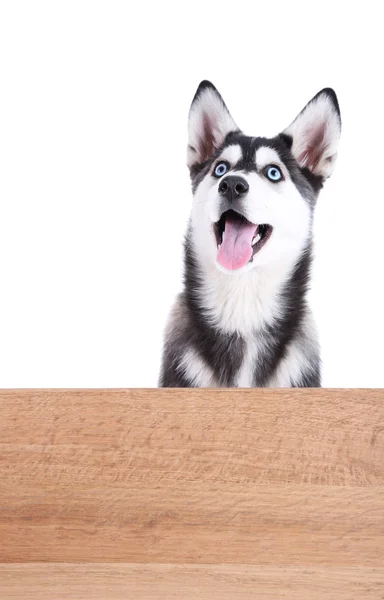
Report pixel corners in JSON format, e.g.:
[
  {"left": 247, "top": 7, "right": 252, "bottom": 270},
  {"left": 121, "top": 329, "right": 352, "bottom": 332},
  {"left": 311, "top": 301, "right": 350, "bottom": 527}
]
[
  {"left": 236, "top": 337, "right": 259, "bottom": 387},
  {"left": 199, "top": 264, "right": 284, "bottom": 336}
]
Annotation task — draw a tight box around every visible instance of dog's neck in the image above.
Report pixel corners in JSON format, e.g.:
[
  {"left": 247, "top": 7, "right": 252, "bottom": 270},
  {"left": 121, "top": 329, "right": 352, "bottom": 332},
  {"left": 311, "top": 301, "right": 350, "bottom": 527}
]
[{"left": 184, "top": 241, "right": 312, "bottom": 337}]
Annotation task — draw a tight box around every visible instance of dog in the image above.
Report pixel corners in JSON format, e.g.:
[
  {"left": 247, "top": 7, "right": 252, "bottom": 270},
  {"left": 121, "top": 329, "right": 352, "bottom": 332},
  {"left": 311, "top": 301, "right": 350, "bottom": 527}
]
[{"left": 159, "top": 81, "right": 341, "bottom": 387}]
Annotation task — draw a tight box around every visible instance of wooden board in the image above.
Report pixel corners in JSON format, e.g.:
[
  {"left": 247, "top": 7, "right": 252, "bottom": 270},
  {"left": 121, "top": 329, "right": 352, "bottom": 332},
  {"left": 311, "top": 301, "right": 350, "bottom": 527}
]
[
  {"left": 1, "top": 564, "right": 383, "bottom": 600},
  {"left": 0, "top": 389, "right": 383, "bottom": 598}
]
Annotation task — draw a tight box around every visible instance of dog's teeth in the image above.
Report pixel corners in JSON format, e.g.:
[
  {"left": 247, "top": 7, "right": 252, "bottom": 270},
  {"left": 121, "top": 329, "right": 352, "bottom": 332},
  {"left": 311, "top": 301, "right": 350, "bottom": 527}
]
[{"left": 252, "top": 234, "right": 261, "bottom": 246}]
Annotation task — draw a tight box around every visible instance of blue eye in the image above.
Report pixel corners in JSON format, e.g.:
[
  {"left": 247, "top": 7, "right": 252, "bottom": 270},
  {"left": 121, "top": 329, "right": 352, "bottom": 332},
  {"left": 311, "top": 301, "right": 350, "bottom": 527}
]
[
  {"left": 266, "top": 165, "right": 283, "bottom": 182},
  {"left": 214, "top": 162, "right": 228, "bottom": 177}
]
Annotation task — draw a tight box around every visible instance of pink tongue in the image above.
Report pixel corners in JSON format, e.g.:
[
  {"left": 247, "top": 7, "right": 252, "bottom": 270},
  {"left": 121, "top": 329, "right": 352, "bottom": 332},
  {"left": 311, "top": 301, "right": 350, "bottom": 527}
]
[{"left": 217, "top": 215, "right": 258, "bottom": 270}]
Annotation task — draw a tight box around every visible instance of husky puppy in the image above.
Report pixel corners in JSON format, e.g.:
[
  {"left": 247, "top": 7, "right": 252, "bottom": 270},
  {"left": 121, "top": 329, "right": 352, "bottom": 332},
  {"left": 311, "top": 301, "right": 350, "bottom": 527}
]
[{"left": 159, "top": 81, "right": 341, "bottom": 388}]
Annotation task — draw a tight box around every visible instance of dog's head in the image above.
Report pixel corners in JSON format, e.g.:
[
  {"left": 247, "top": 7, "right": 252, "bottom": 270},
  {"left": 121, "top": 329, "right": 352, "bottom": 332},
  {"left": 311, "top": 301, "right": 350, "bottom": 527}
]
[{"left": 187, "top": 81, "right": 341, "bottom": 273}]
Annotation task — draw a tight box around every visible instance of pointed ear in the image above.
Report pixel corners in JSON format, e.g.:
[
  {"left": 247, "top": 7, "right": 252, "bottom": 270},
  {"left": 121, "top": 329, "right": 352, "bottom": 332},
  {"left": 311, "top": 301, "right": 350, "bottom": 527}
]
[
  {"left": 187, "top": 81, "right": 240, "bottom": 168},
  {"left": 282, "top": 88, "right": 341, "bottom": 179}
]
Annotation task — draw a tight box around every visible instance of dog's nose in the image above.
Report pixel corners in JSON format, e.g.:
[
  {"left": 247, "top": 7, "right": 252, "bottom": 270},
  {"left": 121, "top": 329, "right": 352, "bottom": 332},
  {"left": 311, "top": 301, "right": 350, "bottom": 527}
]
[{"left": 218, "top": 176, "right": 249, "bottom": 202}]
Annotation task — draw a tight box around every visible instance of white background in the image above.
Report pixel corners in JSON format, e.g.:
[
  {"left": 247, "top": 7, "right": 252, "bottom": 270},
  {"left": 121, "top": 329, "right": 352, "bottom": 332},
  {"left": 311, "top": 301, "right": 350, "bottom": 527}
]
[{"left": 0, "top": 1, "right": 383, "bottom": 387}]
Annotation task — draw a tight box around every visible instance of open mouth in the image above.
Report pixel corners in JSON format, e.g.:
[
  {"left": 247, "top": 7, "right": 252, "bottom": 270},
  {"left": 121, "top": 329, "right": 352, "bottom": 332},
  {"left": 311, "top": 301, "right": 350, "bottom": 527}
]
[{"left": 214, "top": 209, "right": 272, "bottom": 271}]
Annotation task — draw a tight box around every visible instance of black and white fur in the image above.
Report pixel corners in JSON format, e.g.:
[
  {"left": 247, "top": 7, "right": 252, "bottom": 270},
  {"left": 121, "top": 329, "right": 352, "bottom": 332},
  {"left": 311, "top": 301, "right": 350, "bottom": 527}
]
[{"left": 159, "top": 81, "right": 341, "bottom": 387}]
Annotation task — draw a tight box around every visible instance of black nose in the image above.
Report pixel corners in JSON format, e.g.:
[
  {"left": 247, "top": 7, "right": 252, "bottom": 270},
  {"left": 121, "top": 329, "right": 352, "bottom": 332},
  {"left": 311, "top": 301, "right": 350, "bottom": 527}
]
[{"left": 218, "top": 176, "right": 249, "bottom": 202}]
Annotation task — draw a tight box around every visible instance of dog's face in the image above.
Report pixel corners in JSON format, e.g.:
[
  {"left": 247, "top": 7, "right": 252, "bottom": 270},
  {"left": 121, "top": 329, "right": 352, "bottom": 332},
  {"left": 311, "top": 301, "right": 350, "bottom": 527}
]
[{"left": 187, "top": 82, "right": 341, "bottom": 273}]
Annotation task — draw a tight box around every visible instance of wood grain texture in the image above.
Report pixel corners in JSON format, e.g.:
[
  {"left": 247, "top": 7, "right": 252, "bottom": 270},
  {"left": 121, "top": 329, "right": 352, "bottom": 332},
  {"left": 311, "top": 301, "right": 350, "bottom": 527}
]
[
  {"left": 1, "top": 564, "right": 383, "bottom": 600},
  {"left": 0, "top": 389, "right": 383, "bottom": 597}
]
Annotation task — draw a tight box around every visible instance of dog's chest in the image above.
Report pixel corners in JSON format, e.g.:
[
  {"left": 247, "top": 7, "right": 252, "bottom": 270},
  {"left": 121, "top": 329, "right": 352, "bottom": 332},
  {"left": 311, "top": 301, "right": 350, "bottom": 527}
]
[{"left": 235, "top": 337, "right": 259, "bottom": 387}]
